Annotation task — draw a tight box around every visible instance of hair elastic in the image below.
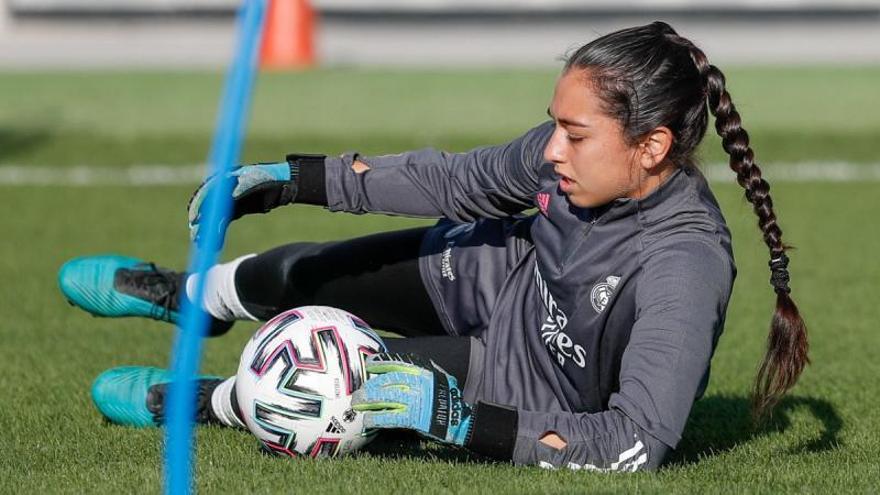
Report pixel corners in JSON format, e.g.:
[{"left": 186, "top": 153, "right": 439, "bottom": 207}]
[{"left": 769, "top": 253, "right": 791, "bottom": 294}]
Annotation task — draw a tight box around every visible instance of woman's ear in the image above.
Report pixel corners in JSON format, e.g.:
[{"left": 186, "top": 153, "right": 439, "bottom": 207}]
[{"left": 638, "top": 126, "right": 674, "bottom": 171}]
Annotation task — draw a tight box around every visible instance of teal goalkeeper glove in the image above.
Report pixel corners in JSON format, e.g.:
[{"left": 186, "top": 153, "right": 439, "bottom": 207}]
[
  {"left": 187, "top": 152, "right": 329, "bottom": 244},
  {"left": 351, "top": 352, "right": 474, "bottom": 446},
  {"left": 187, "top": 161, "right": 295, "bottom": 244}
]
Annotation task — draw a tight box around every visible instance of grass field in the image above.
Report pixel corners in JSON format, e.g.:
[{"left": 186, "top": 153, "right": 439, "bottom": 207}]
[{"left": 1, "top": 67, "right": 879, "bottom": 493}]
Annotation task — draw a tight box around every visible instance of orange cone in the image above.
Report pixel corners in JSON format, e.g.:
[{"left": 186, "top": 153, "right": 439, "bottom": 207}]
[{"left": 260, "top": 0, "right": 316, "bottom": 70}]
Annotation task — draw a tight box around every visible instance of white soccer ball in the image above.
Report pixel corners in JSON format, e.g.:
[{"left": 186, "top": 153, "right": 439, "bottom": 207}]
[{"left": 235, "top": 305, "right": 386, "bottom": 458}]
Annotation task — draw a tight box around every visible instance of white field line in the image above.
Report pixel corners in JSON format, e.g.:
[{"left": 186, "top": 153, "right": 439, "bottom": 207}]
[
  {"left": 0, "top": 162, "right": 879, "bottom": 186},
  {"left": 703, "top": 162, "right": 880, "bottom": 183},
  {"left": 0, "top": 164, "right": 206, "bottom": 186}
]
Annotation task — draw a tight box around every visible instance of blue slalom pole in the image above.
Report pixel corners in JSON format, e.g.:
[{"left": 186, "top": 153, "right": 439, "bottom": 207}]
[{"left": 164, "top": 1, "right": 267, "bottom": 494}]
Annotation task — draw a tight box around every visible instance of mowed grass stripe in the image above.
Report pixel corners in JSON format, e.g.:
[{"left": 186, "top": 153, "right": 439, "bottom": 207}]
[{"left": 1, "top": 67, "right": 878, "bottom": 166}]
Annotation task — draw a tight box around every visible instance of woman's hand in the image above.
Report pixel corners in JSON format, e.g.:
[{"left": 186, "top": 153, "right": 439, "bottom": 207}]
[
  {"left": 187, "top": 161, "right": 297, "bottom": 244},
  {"left": 351, "top": 352, "right": 474, "bottom": 446}
]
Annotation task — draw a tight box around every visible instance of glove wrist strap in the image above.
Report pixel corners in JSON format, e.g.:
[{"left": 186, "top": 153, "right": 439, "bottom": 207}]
[
  {"left": 466, "top": 401, "right": 518, "bottom": 460},
  {"left": 286, "top": 153, "right": 327, "bottom": 206}
]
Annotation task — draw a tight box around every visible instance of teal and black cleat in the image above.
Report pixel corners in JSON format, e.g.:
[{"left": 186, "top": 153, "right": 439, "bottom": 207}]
[
  {"left": 59, "top": 255, "right": 182, "bottom": 324},
  {"left": 58, "top": 255, "right": 234, "bottom": 335},
  {"left": 91, "top": 366, "right": 224, "bottom": 428}
]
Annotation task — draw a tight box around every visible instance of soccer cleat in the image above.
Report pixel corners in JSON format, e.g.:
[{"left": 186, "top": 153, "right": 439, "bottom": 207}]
[
  {"left": 91, "top": 366, "right": 224, "bottom": 428},
  {"left": 58, "top": 255, "right": 233, "bottom": 335},
  {"left": 59, "top": 255, "right": 182, "bottom": 322}
]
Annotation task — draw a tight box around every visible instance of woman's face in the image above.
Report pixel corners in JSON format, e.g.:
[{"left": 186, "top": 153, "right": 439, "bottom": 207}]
[{"left": 543, "top": 69, "right": 643, "bottom": 208}]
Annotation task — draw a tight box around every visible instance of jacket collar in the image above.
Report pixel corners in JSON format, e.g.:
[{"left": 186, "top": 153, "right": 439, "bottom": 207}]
[{"left": 590, "top": 166, "right": 699, "bottom": 223}]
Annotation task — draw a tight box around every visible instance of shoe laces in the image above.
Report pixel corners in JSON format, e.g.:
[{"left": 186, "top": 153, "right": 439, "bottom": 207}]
[
  {"left": 147, "top": 378, "right": 223, "bottom": 426},
  {"left": 122, "top": 263, "right": 180, "bottom": 321}
]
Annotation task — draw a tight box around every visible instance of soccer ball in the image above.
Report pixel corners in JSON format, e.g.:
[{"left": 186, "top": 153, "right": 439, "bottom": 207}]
[{"left": 235, "top": 306, "right": 386, "bottom": 458}]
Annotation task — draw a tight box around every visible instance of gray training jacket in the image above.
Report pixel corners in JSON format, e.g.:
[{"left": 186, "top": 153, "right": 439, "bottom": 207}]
[{"left": 314, "top": 121, "right": 736, "bottom": 471}]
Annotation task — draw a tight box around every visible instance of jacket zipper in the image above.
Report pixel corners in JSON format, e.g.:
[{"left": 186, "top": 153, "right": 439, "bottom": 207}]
[{"left": 558, "top": 214, "right": 603, "bottom": 271}]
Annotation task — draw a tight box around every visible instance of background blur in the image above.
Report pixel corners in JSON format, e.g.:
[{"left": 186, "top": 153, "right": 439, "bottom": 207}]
[
  {"left": 1, "top": 1, "right": 878, "bottom": 494},
  {"left": 2, "top": 0, "right": 879, "bottom": 68}
]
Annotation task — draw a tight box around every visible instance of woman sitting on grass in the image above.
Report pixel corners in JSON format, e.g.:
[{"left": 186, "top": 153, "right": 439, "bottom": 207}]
[{"left": 59, "top": 21, "right": 808, "bottom": 471}]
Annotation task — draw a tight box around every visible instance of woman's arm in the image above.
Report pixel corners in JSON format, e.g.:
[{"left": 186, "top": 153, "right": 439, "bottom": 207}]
[
  {"left": 469, "top": 403, "right": 670, "bottom": 471},
  {"left": 186, "top": 122, "right": 553, "bottom": 240},
  {"left": 467, "top": 239, "right": 735, "bottom": 471},
  {"left": 312, "top": 121, "right": 554, "bottom": 221}
]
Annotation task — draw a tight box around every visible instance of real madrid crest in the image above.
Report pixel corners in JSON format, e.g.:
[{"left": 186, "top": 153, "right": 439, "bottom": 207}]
[{"left": 590, "top": 275, "right": 621, "bottom": 313}]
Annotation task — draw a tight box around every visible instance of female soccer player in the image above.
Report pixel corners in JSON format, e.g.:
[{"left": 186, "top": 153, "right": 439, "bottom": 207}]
[{"left": 59, "top": 22, "right": 808, "bottom": 471}]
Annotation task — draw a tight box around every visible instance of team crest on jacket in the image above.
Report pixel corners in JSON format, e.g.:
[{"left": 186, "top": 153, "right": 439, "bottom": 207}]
[{"left": 590, "top": 276, "right": 621, "bottom": 313}]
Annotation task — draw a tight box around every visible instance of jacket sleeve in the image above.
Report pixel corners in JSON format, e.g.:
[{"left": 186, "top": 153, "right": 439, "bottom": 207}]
[
  {"left": 321, "top": 121, "right": 554, "bottom": 221},
  {"left": 466, "top": 239, "right": 735, "bottom": 471}
]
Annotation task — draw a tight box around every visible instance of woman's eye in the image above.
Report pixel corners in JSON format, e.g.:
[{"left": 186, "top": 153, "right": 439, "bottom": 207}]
[{"left": 566, "top": 134, "right": 585, "bottom": 142}]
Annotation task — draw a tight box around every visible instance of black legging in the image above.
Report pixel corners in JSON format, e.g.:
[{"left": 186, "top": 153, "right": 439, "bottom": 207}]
[{"left": 234, "top": 227, "right": 471, "bottom": 382}]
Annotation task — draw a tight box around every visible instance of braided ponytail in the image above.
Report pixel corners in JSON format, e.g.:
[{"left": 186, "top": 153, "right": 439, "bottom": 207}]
[
  {"left": 686, "top": 43, "right": 809, "bottom": 420},
  {"left": 565, "top": 21, "right": 809, "bottom": 420}
]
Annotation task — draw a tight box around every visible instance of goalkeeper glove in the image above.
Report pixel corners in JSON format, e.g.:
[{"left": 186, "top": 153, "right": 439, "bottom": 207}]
[
  {"left": 187, "top": 154, "right": 323, "bottom": 244},
  {"left": 351, "top": 352, "right": 474, "bottom": 446}
]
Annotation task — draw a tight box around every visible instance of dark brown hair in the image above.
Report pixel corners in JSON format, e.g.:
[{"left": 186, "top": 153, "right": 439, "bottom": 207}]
[{"left": 565, "top": 21, "right": 809, "bottom": 419}]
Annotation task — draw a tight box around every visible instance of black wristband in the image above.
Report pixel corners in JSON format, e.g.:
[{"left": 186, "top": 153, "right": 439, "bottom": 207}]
[
  {"left": 286, "top": 153, "right": 327, "bottom": 206},
  {"left": 466, "top": 401, "right": 518, "bottom": 460}
]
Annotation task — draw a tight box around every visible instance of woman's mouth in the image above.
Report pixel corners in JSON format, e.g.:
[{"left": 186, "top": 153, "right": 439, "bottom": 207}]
[{"left": 559, "top": 175, "right": 575, "bottom": 193}]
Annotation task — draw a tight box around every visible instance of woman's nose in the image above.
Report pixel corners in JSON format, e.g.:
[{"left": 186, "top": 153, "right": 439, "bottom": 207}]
[{"left": 543, "top": 131, "right": 566, "bottom": 164}]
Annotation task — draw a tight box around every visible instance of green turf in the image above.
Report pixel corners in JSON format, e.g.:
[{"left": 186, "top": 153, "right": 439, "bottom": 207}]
[
  {"left": 1, "top": 68, "right": 879, "bottom": 493},
  {"left": 1, "top": 67, "right": 879, "bottom": 166}
]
